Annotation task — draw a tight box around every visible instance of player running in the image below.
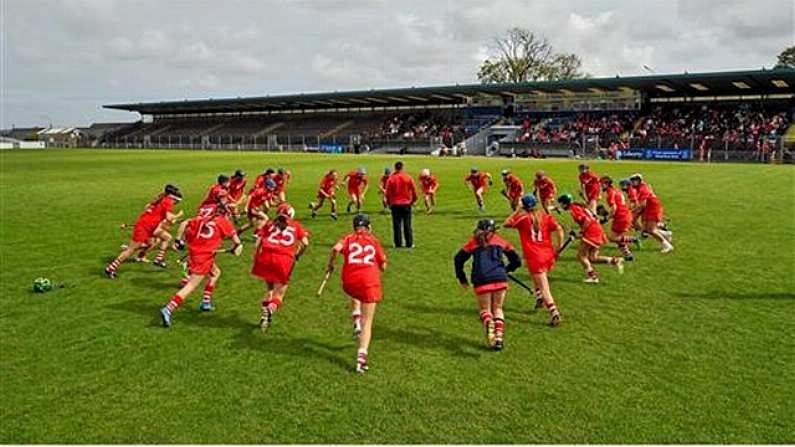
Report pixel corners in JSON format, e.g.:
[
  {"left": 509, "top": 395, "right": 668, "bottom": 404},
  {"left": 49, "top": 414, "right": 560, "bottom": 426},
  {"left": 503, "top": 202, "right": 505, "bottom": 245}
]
[
  {"left": 578, "top": 164, "right": 601, "bottom": 213},
  {"left": 237, "top": 179, "right": 277, "bottom": 235},
  {"left": 273, "top": 168, "right": 291, "bottom": 204},
  {"left": 533, "top": 171, "right": 559, "bottom": 214},
  {"left": 620, "top": 178, "right": 641, "bottom": 230},
  {"left": 418, "top": 168, "right": 439, "bottom": 214},
  {"left": 378, "top": 168, "right": 391, "bottom": 213},
  {"left": 197, "top": 174, "right": 231, "bottom": 217},
  {"left": 454, "top": 219, "right": 522, "bottom": 349},
  {"left": 309, "top": 169, "right": 340, "bottom": 219},
  {"left": 159, "top": 204, "right": 242, "bottom": 326},
  {"left": 105, "top": 184, "right": 184, "bottom": 278},
  {"left": 503, "top": 195, "right": 564, "bottom": 326},
  {"left": 557, "top": 193, "right": 624, "bottom": 283},
  {"left": 344, "top": 167, "right": 369, "bottom": 214},
  {"left": 228, "top": 169, "right": 248, "bottom": 218},
  {"left": 252, "top": 168, "right": 275, "bottom": 191},
  {"left": 500, "top": 169, "right": 524, "bottom": 211},
  {"left": 325, "top": 214, "right": 387, "bottom": 373},
  {"left": 464, "top": 167, "right": 493, "bottom": 212},
  {"left": 253, "top": 203, "right": 310, "bottom": 332},
  {"left": 600, "top": 176, "right": 640, "bottom": 260},
  {"left": 629, "top": 174, "right": 674, "bottom": 253}
]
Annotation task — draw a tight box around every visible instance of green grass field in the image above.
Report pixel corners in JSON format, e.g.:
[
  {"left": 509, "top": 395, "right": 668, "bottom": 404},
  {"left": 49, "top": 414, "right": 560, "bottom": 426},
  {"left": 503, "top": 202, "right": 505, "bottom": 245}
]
[{"left": 1, "top": 149, "right": 793, "bottom": 444}]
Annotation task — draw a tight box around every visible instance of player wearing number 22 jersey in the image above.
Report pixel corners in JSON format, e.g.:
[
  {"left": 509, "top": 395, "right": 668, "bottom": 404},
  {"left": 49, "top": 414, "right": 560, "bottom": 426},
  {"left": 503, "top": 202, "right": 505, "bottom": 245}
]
[
  {"left": 326, "top": 214, "right": 387, "bottom": 374},
  {"left": 253, "top": 203, "right": 310, "bottom": 332}
]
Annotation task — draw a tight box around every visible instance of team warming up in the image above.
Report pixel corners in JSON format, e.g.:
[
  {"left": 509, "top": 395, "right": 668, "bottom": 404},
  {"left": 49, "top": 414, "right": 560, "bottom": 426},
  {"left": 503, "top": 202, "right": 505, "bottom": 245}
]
[{"left": 105, "top": 161, "right": 674, "bottom": 373}]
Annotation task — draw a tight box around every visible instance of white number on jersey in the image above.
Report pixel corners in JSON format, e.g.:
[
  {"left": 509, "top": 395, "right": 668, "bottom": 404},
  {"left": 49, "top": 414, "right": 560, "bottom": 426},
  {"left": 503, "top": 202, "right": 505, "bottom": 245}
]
[
  {"left": 266, "top": 226, "right": 296, "bottom": 246},
  {"left": 199, "top": 221, "right": 216, "bottom": 239},
  {"left": 347, "top": 242, "right": 376, "bottom": 265}
]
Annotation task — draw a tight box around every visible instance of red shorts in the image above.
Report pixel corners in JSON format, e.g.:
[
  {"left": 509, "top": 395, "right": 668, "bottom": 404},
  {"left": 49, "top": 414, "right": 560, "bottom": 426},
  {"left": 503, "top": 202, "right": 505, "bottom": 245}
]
[
  {"left": 643, "top": 199, "right": 663, "bottom": 223},
  {"left": 188, "top": 252, "right": 216, "bottom": 276},
  {"left": 343, "top": 283, "right": 382, "bottom": 304},
  {"left": 526, "top": 249, "right": 556, "bottom": 274},
  {"left": 611, "top": 211, "right": 633, "bottom": 234},
  {"left": 251, "top": 253, "right": 294, "bottom": 284},
  {"left": 582, "top": 223, "right": 608, "bottom": 247},
  {"left": 508, "top": 191, "right": 522, "bottom": 201},
  {"left": 348, "top": 187, "right": 363, "bottom": 197},
  {"left": 132, "top": 221, "right": 157, "bottom": 243},
  {"left": 474, "top": 186, "right": 486, "bottom": 195},
  {"left": 586, "top": 189, "right": 600, "bottom": 202},
  {"left": 318, "top": 189, "right": 335, "bottom": 199},
  {"left": 474, "top": 281, "right": 508, "bottom": 295}
]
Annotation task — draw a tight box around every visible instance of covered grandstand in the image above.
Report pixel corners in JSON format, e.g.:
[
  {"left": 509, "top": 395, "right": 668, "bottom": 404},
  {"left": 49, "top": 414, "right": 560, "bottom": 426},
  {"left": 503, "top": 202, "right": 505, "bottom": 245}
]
[{"left": 101, "top": 68, "right": 795, "bottom": 161}]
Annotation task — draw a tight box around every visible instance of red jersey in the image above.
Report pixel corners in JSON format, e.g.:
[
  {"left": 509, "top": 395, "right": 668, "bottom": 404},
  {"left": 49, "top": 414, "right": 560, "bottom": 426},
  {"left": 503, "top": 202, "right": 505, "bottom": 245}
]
[
  {"left": 247, "top": 187, "right": 271, "bottom": 211},
  {"left": 605, "top": 186, "right": 631, "bottom": 215},
  {"left": 136, "top": 196, "right": 174, "bottom": 229},
  {"left": 634, "top": 183, "right": 657, "bottom": 202},
  {"left": 184, "top": 215, "right": 237, "bottom": 256},
  {"left": 200, "top": 184, "right": 229, "bottom": 208},
  {"left": 505, "top": 211, "right": 560, "bottom": 255},
  {"left": 274, "top": 172, "right": 290, "bottom": 193},
  {"left": 419, "top": 175, "right": 439, "bottom": 194},
  {"left": 334, "top": 230, "right": 387, "bottom": 288},
  {"left": 346, "top": 171, "right": 369, "bottom": 192},
  {"left": 625, "top": 186, "right": 639, "bottom": 204},
  {"left": 378, "top": 174, "right": 390, "bottom": 192},
  {"left": 534, "top": 177, "right": 556, "bottom": 199},
  {"left": 465, "top": 172, "right": 490, "bottom": 190},
  {"left": 579, "top": 171, "right": 600, "bottom": 197},
  {"left": 385, "top": 171, "right": 418, "bottom": 206},
  {"left": 569, "top": 203, "right": 599, "bottom": 232},
  {"left": 228, "top": 177, "right": 247, "bottom": 201},
  {"left": 319, "top": 174, "right": 337, "bottom": 194},
  {"left": 254, "top": 219, "right": 308, "bottom": 259},
  {"left": 503, "top": 174, "right": 523, "bottom": 195}
]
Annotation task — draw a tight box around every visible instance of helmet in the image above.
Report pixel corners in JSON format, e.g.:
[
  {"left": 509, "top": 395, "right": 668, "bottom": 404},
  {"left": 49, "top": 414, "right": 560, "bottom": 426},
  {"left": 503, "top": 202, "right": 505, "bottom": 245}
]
[
  {"left": 233, "top": 169, "right": 245, "bottom": 179},
  {"left": 470, "top": 167, "right": 479, "bottom": 174},
  {"left": 501, "top": 169, "right": 510, "bottom": 176},
  {"left": 619, "top": 178, "right": 631, "bottom": 188},
  {"left": 557, "top": 193, "right": 574, "bottom": 206},
  {"left": 277, "top": 168, "right": 285, "bottom": 174},
  {"left": 33, "top": 277, "right": 52, "bottom": 293},
  {"left": 476, "top": 219, "right": 497, "bottom": 233},
  {"left": 535, "top": 170, "right": 545, "bottom": 178},
  {"left": 600, "top": 176, "right": 613, "bottom": 186},
  {"left": 217, "top": 174, "right": 230, "bottom": 185},
  {"left": 630, "top": 173, "right": 643, "bottom": 182},
  {"left": 420, "top": 168, "right": 430, "bottom": 177},
  {"left": 277, "top": 203, "right": 295, "bottom": 219},
  {"left": 357, "top": 166, "right": 366, "bottom": 174},
  {"left": 164, "top": 184, "right": 180, "bottom": 196},
  {"left": 578, "top": 164, "right": 589, "bottom": 172},
  {"left": 384, "top": 167, "right": 391, "bottom": 175},
  {"left": 521, "top": 194, "right": 538, "bottom": 209},
  {"left": 353, "top": 213, "right": 371, "bottom": 229},
  {"left": 264, "top": 169, "right": 275, "bottom": 175},
  {"left": 265, "top": 179, "right": 277, "bottom": 189}
]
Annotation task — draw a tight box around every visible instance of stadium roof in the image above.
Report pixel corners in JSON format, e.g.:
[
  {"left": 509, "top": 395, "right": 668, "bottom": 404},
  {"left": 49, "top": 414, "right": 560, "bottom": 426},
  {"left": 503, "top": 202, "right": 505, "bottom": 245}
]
[{"left": 105, "top": 68, "right": 795, "bottom": 115}]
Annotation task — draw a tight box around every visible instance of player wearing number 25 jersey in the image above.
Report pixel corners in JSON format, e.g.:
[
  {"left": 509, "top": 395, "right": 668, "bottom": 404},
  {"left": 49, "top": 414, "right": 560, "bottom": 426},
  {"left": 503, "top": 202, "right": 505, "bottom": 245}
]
[
  {"left": 253, "top": 203, "right": 310, "bottom": 332},
  {"left": 326, "top": 214, "right": 387, "bottom": 374}
]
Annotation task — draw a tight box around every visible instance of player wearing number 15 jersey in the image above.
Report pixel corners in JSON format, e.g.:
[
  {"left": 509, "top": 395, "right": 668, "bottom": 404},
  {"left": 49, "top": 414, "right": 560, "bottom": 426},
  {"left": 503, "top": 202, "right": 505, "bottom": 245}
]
[
  {"left": 252, "top": 203, "right": 310, "bottom": 332},
  {"left": 325, "top": 214, "right": 387, "bottom": 374}
]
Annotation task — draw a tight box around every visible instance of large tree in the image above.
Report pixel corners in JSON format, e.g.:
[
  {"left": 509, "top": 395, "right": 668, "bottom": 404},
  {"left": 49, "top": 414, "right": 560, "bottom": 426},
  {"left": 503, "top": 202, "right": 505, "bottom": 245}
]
[
  {"left": 775, "top": 45, "right": 795, "bottom": 69},
  {"left": 477, "top": 27, "right": 587, "bottom": 83}
]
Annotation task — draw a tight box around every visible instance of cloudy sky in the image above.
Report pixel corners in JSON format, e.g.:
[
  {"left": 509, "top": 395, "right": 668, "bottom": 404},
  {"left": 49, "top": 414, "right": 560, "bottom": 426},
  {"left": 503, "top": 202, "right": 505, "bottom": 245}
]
[{"left": 2, "top": 0, "right": 793, "bottom": 127}]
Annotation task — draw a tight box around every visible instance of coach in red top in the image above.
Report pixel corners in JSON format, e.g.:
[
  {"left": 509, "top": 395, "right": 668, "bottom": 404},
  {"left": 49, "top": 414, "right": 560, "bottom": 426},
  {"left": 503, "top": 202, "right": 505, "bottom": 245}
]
[{"left": 384, "top": 160, "right": 418, "bottom": 248}]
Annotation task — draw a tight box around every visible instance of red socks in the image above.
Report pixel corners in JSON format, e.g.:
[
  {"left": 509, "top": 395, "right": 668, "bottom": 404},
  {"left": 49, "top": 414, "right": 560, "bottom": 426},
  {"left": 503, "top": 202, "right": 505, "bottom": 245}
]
[
  {"left": 262, "top": 295, "right": 283, "bottom": 313},
  {"left": 166, "top": 294, "right": 184, "bottom": 312},
  {"left": 106, "top": 258, "right": 121, "bottom": 272},
  {"left": 202, "top": 284, "right": 215, "bottom": 304},
  {"left": 479, "top": 310, "right": 493, "bottom": 327}
]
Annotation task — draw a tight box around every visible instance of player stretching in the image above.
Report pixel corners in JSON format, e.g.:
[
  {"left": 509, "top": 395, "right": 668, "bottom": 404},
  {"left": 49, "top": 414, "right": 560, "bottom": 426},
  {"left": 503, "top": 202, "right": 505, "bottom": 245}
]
[
  {"left": 557, "top": 193, "right": 623, "bottom": 283},
  {"left": 629, "top": 174, "right": 674, "bottom": 253},
  {"left": 378, "top": 168, "right": 391, "bottom": 213},
  {"left": 418, "top": 168, "right": 439, "bottom": 214},
  {"left": 464, "top": 167, "right": 492, "bottom": 212},
  {"left": 344, "top": 167, "right": 369, "bottom": 214},
  {"left": 309, "top": 169, "right": 340, "bottom": 219},
  {"left": 454, "top": 219, "right": 522, "bottom": 349},
  {"left": 578, "top": 164, "right": 601, "bottom": 213},
  {"left": 253, "top": 203, "right": 310, "bottom": 332},
  {"left": 252, "top": 168, "right": 275, "bottom": 190},
  {"left": 503, "top": 195, "right": 564, "bottom": 326},
  {"left": 105, "top": 184, "right": 183, "bottom": 278},
  {"left": 228, "top": 169, "right": 247, "bottom": 219},
  {"left": 325, "top": 214, "right": 387, "bottom": 373},
  {"left": 237, "top": 180, "right": 275, "bottom": 235},
  {"left": 600, "top": 177, "right": 640, "bottom": 260},
  {"left": 273, "top": 168, "right": 291, "bottom": 204},
  {"left": 197, "top": 174, "right": 231, "bottom": 217},
  {"left": 160, "top": 204, "right": 242, "bottom": 326},
  {"left": 620, "top": 178, "right": 641, "bottom": 231},
  {"left": 533, "top": 171, "right": 559, "bottom": 214},
  {"left": 500, "top": 169, "right": 524, "bottom": 211}
]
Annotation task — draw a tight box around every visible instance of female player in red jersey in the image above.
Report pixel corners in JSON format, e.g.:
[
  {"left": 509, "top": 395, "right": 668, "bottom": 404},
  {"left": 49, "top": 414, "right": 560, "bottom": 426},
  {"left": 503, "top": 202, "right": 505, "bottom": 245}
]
[
  {"left": 273, "top": 168, "right": 291, "bottom": 204},
  {"left": 343, "top": 167, "right": 369, "bottom": 214},
  {"left": 454, "top": 219, "right": 522, "bottom": 349},
  {"left": 325, "top": 214, "right": 387, "bottom": 373},
  {"left": 237, "top": 180, "right": 275, "bottom": 235},
  {"left": 227, "top": 169, "right": 248, "bottom": 218},
  {"left": 533, "top": 171, "right": 559, "bottom": 214},
  {"left": 309, "top": 169, "right": 340, "bottom": 219},
  {"left": 378, "top": 168, "right": 391, "bottom": 212},
  {"left": 197, "top": 174, "right": 231, "bottom": 217},
  {"left": 464, "top": 167, "right": 492, "bottom": 212},
  {"left": 600, "top": 176, "right": 640, "bottom": 260},
  {"left": 620, "top": 178, "right": 642, "bottom": 230},
  {"left": 253, "top": 203, "right": 310, "bottom": 331},
  {"left": 418, "top": 168, "right": 439, "bottom": 214},
  {"left": 503, "top": 195, "right": 564, "bottom": 326},
  {"left": 105, "top": 184, "right": 184, "bottom": 278},
  {"left": 500, "top": 169, "right": 524, "bottom": 211},
  {"left": 557, "top": 193, "right": 623, "bottom": 283},
  {"left": 159, "top": 204, "right": 242, "bottom": 326},
  {"left": 578, "top": 164, "right": 601, "bottom": 213},
  {"left": 630, "top": 174, "right": 674, "bottom": 253}
]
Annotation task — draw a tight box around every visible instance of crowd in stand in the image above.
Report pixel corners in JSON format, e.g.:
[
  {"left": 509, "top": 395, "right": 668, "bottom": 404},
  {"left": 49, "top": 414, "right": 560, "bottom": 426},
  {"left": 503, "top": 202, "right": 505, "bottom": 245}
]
[
  {"left": 376, "top": 112, "right": 468, "bottom": 145},
  {"left": 516, "top": 113, "right": 635, "bottom": 146}
]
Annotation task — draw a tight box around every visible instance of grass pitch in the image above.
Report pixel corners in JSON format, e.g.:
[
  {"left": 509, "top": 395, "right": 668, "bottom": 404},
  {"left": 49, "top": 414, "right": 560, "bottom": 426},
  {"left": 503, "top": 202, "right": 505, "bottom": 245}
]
[{"left": 1, "top": 149, "right": 793, "bottom": 443}]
